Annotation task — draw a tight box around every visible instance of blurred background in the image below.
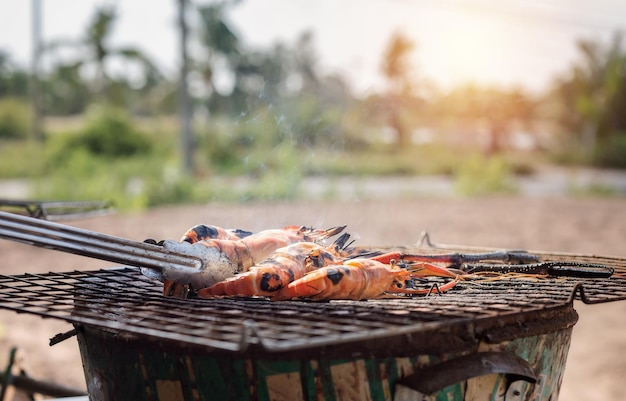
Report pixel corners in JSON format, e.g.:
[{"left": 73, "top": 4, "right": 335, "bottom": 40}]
[{"left": 1, "top": 0, "right": 626, "bottom": 206}]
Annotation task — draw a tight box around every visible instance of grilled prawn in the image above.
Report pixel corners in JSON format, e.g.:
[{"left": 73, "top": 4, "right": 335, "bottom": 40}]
[
  {"left": 192, "top": 225, "right": 346, "bottom": 270},
  {"left": 273, "top": 259, "right": 458, "bottom": 301},
  {"left": 197, "top": 240, "right": 346, "bottom": 298},
  {"left": 160, "top": 225, "right": 346, "bottom": 297}
]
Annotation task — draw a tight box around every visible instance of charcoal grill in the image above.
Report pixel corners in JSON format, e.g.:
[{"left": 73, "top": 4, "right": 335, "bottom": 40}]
[{"left": 1, "top": 243, "right": 625, "bottom": 401}]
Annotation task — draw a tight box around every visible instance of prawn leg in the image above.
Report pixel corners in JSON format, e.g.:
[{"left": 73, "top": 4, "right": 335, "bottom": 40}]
[{"left": 384, "top": 276, "right": 459, "bottom": 297}]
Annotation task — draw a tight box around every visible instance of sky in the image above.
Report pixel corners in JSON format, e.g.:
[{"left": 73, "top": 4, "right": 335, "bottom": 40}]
[{"left": 1, "top": 0, "right": 625, "bottom": 95}]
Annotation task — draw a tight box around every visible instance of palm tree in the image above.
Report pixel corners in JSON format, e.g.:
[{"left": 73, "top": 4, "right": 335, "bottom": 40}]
[
  {"left": 195, "top": 1, "right": 241, "bottom": 102},
  {"left": 46, "top": 5, "right": 161, "bottom": 103},
  {"left": 177, "top": 0, "right": 193, "bottom": 174}
]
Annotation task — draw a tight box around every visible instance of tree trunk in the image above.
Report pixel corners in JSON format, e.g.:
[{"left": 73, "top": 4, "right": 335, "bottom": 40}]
[
  {"left": 178, "top": 0, "right": 194, "bottom": 175},
  {"left": 30, "top": 0, "right": 44, "bottom": 142}
]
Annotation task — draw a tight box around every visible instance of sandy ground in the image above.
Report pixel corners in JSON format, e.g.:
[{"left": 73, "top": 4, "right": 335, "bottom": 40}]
[{"left": 1, "top": 197, "right": 625, "bottom": 400}]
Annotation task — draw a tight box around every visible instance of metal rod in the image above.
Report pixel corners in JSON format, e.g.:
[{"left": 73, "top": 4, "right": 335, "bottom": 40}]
[
  {"left": 0, "top": 211, "right": 202, "bottom": 272},
  {"left": 10, "top": 375, "right": 87, "bottom": 398},
  {"left": 399, "top": 250, "right": 540, "bottom": 266},
  {"left": 462, "top": 261, "right": 614, "bottom": 278},
  {"left": 49, "top": 329, "right": 79, "bottom": 346},
  {"left": 0, "top": 199, "right": 114, "bottom": 220}
]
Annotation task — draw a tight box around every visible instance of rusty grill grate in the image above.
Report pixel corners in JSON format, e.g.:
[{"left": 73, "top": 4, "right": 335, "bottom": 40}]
[{"left": 0, "top": 249, "right": 625, "bottom": 354}]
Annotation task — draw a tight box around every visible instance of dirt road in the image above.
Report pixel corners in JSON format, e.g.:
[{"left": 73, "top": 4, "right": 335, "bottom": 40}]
[{"left": 0, "top": 197, "right": 625, "bottom": 400}]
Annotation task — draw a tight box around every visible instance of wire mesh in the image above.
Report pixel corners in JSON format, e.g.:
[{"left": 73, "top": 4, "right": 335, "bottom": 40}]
[{"left": 0, "top": 249, "right": 625, "bottom": 353}]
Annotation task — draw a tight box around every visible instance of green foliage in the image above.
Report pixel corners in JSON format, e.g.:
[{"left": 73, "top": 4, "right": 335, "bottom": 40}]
[
  {"left": 244, "top": 142, "right": 302, "bottom": 200},
  {"left": 197, "top": 102, "right": 345, "bottom": 176},
  {"left": 196, "top": 111, "right": 278, "bottom": 175},
  {"left": 454, "top": 155, "right": 517, "bottom": 196},
  {"left": 30, "top": 109, "right": 307, "bottom": 208},
  {"left": 278, "top": 95, "right": 345, "bottom": 149},
  {"left": 33, "top": 110, "right": 178, "bottom": 209},
  {"left": 304, "top": 143, "right": 458, "bottom": 176},
  {"left": 46, "top": 107, "right": 152, "bottom": 165},
  {"left": 0, "top": 51, "right": 29, "bottom": 98},
  {"left": 568, "top": 182, "right": 618, "bottom": 197},
  {"left": 35, "top": 145, "right": 215, "bottom": 210},
  {"left": 552, "top": 33, "right": 626, "bottom": 167},
  {"left": 199, "top": 121, "right": 304, "bottom": 201},
  {"left": 43, "top": 64, "right": 92, "bottom": 115},
  {"left": 0, "top": 98, "right": 31, "bottom": 139},
  {"left": 142, "top": 167, "right": 209, "bottom": 207},
  {"left": 550, "top": 138, "right": 591, "bottom": 166},
  {"left": 80, "top": 107, "right": 152, "bottom": 157},
  {"left": 593, "top": 134, "right": 626, "bottom": 169},
  {"left": 0, "top": 141, "right": 45, "bottom": 178}
]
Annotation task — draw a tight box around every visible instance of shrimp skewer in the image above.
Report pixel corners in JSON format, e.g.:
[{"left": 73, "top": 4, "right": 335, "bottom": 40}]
[
  {"left": 197, "top": 241, "right": 345, "bottom": 298},
  {"left": 273, "top": 259, "right": 458, "bottom": 301},
  {"left": 161, "top": 225, "right": 346, "bottom": 297}
]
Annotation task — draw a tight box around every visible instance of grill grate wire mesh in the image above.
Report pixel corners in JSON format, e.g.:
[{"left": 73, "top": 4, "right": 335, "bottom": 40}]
[{"left": 0, "top": 249, "right": 625, "bottom": 353}]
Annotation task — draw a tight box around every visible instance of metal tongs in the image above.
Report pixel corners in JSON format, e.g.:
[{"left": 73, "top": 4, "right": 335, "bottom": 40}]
[{"left": 0, "top": 211, "right": 239, "bottom": 288}]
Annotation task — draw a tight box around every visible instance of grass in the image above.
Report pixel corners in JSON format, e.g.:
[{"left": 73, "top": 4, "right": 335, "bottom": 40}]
[
  {"left": 0, "top": 141, "right": 46, "bottom": 178},
  {"left": 302, "top": 143, "right": 459, "bottom": 176},
  {"left": 453, "top": 155, "right": 518, "bottom": 196},
  {"left": 5, "top": 111, "right": 618, "bottom": 210},
  {"left": 0, "top": 135, "right": 542, "bottom": 208},
  {"left": 568, "top": 182, "right": 620, "bottom": 197}
]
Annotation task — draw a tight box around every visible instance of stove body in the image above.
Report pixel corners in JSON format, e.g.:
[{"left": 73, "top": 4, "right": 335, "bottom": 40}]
[{"left": 75, "top": 304, "right": 576, "bottom": 401}]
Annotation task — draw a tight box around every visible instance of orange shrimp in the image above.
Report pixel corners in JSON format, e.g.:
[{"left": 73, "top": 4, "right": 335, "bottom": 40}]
[
  {"left": 180, "top": 224, "right": 253, "bottom": 243},
  {"left": 273, "top": 259, "right": 458, "bottom": 301},
  {"left": 197, "top": 241, "right": 342, "bottom": 298},
  {"left": 163, "top": 225, "right": 346, "bottom": 297}
]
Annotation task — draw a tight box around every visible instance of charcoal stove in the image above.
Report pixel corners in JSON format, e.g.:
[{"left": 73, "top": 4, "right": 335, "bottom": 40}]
[{"left": 1, "top": 244, "right": 625, "bottom": 401}]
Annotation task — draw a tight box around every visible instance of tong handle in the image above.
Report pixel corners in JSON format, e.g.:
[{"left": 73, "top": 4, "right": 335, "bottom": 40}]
[{"left": 0, "top": 211, "right": 202, "bottom": 272}]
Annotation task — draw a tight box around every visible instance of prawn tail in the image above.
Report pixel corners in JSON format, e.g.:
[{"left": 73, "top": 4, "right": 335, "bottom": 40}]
[
  {"left": 272, "top": 269, "right": 333, "bottom": 301},
  {"left": 300, "top": 225, "right": 347, "bottom": 242}
]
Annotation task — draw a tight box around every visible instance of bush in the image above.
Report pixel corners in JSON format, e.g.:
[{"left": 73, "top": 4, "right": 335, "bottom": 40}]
[
  {"left": 0, "top": 98, "right": 30, "bottom": 139},
  {"left": 35, "top": 110, "right": 181, "bottom": 210},
  {"left": 454, "top": 155, "right": 517, "bottom": 196},
  {"left": 35, "top": 153, "right": 199, "bottom": 210},
  {"left": 143, "top": 169, "right": 203, "bottom": 207},
  {"left": 593, "top": 134, "right": 626, "bottom": 169},
  {"left": 48, "top": 107, "right": 152, "bottom": 163},
  {"left": 0, "top": 141, "right": 46, "bottom": 178}
]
